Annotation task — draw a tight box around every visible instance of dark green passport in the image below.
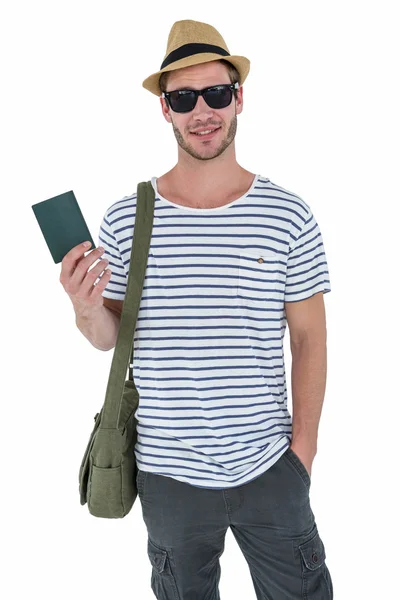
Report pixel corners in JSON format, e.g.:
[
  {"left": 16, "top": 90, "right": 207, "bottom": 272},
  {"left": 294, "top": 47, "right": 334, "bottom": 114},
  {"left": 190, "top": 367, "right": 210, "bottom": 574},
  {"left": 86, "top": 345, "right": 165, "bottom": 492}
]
[{"left": 32, "top": 190, "right": 96, "bottom": 264}]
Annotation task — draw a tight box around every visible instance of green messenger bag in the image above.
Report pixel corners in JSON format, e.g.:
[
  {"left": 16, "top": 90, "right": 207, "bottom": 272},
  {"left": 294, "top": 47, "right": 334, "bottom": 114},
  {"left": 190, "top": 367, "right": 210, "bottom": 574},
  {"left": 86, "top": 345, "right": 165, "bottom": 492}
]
[{"left": 78, "top": 180, "right": 155, "bottom": 518}]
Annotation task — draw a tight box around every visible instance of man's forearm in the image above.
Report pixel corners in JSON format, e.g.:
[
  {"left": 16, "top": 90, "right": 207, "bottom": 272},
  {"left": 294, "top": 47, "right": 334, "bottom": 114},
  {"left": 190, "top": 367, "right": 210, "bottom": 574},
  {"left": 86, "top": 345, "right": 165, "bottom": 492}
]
[
  {"left": 290, "top": 337, "right": 327, "bottom": 454},
  {"left": 75, "top": 304, "right": 121, "bottom": 351}
]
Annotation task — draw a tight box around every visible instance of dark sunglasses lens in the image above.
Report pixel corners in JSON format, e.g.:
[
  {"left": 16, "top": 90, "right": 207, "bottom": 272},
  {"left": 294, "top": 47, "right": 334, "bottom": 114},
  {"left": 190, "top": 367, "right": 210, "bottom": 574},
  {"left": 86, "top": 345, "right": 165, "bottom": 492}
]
[
  {"left": 167, "top": 86, "right": 234, "bottom": 112},
  {"left": 169, "top": 90, "right": 196, "bottom": 113},
  {"left": 204, "top": 86, "right": 232, "bottom": 109}
]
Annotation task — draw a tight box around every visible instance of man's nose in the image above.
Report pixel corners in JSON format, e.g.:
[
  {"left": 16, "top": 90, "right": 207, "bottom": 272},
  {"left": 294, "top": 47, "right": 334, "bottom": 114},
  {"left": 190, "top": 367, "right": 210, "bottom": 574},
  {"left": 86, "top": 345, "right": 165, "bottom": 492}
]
[{"left": 192, "top": 93, "right": 213, "bottom": 116}]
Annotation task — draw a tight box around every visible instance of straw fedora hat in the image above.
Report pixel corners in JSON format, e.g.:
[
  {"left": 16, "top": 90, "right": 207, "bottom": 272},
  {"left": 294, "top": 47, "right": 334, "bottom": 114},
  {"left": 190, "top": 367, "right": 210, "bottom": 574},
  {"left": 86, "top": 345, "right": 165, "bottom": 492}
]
[{"left": 142, "top": 19, "right": 251, "bottom": 97}]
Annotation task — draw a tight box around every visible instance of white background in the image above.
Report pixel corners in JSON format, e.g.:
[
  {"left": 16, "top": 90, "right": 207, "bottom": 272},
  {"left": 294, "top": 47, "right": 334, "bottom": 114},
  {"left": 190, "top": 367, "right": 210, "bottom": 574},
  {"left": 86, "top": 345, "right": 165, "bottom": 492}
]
[{"left": 1, "top": 1, "right": 399, "bottom": 598}]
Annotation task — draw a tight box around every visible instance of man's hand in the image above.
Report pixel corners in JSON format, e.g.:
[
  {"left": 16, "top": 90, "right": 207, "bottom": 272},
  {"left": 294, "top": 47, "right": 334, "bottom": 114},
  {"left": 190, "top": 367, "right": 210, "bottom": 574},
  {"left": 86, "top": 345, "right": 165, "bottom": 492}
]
[
  {"left": 59, "top": 241, "right": 111, "bottom": 317},
  {"left": 289, "top": 442, "right": 316, "bottom": 478}
]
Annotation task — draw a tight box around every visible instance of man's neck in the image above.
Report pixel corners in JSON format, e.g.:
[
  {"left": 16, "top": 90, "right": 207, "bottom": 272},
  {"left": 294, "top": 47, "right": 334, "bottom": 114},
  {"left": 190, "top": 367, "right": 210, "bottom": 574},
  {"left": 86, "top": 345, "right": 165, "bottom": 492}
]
[{"left": 158, "top": 164, "right": 255, "bottom": 207}]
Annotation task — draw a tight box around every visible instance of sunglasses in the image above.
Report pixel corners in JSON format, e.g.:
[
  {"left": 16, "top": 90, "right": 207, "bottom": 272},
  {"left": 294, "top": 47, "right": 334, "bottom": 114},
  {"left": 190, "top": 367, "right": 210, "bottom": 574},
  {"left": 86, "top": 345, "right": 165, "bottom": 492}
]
[{"left": 162, "top": 82, "right": 239, "bottom": 113}]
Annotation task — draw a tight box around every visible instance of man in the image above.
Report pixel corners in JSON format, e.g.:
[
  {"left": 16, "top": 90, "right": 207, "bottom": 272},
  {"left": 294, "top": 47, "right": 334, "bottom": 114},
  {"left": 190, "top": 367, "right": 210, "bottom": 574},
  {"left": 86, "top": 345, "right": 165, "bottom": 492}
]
[{"left": 62, "top": 19, "right": 334, "bottom": 600}]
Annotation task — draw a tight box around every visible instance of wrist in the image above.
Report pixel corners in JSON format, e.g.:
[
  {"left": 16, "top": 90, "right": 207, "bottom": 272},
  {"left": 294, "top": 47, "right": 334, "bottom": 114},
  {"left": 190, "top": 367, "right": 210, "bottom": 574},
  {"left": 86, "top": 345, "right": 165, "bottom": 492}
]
[{"left": 73, "top": 300, "right": 104, "bottom": 321}]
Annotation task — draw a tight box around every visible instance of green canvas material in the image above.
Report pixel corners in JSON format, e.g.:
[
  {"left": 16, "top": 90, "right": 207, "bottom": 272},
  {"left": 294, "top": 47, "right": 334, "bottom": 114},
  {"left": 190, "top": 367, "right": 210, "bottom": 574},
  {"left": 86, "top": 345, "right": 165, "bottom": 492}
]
[{"left": 78, "top": 181, "right": 155, "bottom": 518}]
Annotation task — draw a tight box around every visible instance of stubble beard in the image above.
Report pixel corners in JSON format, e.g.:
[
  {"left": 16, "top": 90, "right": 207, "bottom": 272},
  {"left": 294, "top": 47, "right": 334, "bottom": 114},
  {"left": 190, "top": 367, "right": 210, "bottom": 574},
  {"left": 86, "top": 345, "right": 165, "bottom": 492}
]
[{"left": 172, "top": 114, "right": 238, "bottom": 161}]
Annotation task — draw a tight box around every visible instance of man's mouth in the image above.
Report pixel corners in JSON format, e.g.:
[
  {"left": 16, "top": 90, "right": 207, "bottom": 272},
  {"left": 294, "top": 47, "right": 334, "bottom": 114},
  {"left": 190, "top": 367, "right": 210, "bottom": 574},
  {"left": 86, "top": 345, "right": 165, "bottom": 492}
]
[{"left": 190, "top": 127, "right": 221, "bottom": 139}]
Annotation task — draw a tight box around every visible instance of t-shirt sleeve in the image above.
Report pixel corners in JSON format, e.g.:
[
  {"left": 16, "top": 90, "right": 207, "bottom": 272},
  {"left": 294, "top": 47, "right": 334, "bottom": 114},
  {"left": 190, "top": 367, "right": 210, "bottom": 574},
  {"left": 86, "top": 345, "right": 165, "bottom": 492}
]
[
  {"left": 284, "top": 208, "right": 331, "bottom": 303},
  {"left": 96, "top": 210, "right": 128, "bottom": 300}
]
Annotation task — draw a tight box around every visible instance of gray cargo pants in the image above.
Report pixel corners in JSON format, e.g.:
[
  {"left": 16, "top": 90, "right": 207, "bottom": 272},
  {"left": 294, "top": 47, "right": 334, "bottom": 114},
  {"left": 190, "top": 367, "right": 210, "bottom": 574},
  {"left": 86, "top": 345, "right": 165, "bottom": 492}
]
[{"left": 136, "top": 447, "right": 334, "bottom": 599}]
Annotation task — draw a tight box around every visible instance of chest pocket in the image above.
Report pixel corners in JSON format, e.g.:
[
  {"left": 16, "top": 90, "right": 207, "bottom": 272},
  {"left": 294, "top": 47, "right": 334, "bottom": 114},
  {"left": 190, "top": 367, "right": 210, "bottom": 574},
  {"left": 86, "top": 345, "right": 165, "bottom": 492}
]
[{"left": 238, "top": 251, "right": 279, "bottom": 303}]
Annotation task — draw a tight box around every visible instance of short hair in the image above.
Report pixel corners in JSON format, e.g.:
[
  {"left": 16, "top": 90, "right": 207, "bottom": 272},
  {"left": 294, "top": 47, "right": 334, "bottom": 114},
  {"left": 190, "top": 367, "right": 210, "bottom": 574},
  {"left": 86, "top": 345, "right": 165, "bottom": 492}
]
[{"left": 159, "top": 59, "right": 240, "bottom": 100}]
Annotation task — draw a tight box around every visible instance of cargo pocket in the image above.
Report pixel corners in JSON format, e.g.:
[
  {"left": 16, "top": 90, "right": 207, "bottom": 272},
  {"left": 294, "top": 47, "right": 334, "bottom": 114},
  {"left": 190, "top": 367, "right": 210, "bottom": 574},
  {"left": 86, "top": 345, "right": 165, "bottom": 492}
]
[
  {"left": 238, "top": 251, "right": 280, "bottom": 303},
  {"left": 148, "top": 538, "right": 180, "bottom": 600},
  {"left": 298, "top": 529, "right": 332, "bottom": 599}
]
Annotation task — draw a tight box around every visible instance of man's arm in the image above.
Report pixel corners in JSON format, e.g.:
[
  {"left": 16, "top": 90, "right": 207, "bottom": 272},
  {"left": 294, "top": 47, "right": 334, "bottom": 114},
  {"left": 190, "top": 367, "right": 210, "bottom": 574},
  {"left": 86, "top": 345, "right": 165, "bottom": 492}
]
[
  {"left": 284, "top": 291, "right": 328, "bottom": 475},
  {"left": 75, "top": 301, "right": 121, "bottom": 351},
  {"left": 75, "top": 298, "right": 123, "bottom": 351}
]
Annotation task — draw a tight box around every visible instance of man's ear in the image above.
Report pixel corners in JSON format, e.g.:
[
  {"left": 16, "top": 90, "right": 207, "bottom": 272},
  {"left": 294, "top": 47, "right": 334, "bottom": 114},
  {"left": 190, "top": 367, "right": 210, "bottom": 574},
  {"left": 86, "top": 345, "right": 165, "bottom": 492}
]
[
  {"left": 160, "top": 97, "right": 172, "bottom": 123},
  {"left": 235, "top": 85, "right": 244, "bottom": 115}
]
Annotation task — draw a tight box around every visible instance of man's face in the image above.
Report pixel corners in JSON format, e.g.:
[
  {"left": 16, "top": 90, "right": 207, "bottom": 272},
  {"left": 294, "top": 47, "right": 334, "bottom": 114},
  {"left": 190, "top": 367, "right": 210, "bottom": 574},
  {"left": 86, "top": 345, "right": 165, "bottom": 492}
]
[{"left": 160, "top": 61, "right": 243, "bottom": 161}]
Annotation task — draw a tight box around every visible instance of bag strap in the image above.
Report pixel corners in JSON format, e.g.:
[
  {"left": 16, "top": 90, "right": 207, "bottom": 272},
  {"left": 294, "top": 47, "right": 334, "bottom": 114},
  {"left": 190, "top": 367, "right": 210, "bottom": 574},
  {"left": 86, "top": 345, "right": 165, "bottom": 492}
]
[{"left": 100, "top": 181, "right": 155, "bottom": 429}]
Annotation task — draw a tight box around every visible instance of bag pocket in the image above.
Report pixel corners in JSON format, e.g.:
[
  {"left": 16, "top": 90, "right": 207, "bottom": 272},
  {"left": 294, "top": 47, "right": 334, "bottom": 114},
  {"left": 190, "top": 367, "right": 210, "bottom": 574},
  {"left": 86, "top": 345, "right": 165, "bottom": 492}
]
[
  {"left": 78, "top": 409, "right": 102, "bottom": 505},
  {"left": 238, "top": 251, "right": 279, "bottom": 303},
  {"left": 87, "top": 464, "right": 124, "bottom": 518},
  {"left": 86, "top": 447, "right": 138, "bottom": 518}
]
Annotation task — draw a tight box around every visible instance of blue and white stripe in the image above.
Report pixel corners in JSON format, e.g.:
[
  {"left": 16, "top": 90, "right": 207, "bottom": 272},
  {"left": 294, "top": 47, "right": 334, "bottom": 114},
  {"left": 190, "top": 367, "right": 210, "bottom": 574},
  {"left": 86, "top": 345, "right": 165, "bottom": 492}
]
[{"left": 98, "top": 174, "right": 331, "bottom": 489}]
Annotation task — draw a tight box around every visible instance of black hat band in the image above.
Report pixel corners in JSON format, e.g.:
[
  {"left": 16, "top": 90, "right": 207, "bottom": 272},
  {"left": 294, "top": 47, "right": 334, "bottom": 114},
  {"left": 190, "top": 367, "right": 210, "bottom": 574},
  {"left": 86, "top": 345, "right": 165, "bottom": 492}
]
[{"left": 160, "top": 43, "right": 230, "bottom": 70}]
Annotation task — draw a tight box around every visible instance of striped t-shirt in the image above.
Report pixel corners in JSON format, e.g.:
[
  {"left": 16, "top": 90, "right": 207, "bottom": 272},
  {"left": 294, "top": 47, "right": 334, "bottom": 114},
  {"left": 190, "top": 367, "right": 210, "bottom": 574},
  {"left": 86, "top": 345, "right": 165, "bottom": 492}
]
[{"left": 98, "top": 174, "right": 331, "bottom": 489}]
